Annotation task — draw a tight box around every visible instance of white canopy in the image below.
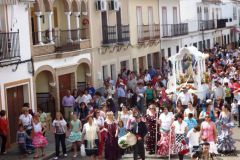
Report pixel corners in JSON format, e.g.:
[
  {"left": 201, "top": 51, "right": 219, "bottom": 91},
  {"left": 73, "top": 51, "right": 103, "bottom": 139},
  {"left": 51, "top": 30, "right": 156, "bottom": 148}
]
[{"left": 168, "top": 46, "right": 209, "bottom": 62}]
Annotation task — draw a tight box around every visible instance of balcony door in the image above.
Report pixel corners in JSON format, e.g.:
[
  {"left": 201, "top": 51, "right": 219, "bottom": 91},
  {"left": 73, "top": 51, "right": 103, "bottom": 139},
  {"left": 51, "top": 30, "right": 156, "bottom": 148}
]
[
  {"left": 102, "top": 11, "right": 108, "bottom": 44},
  {"left": 116, "top": 8, "right": 122, "bottom": 42},
  {"left": 148, "top": 7, "right": 154, "bottom": 39},
  {"left": 173, "top": 7, "right": 178, "bottom": 24},
  {"left": 162, "top": 7, "right": 167, "bottom": 36},
  {"left": 204, "top": 7, "right": 209, "bottom": 21},
  {"left": 137, "top": 7, "right": 143, "bottom": 40}
]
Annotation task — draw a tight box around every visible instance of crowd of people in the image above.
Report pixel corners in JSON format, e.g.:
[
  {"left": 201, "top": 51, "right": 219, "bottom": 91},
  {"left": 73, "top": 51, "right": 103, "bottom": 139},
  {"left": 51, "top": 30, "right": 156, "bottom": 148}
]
[{"left": 0, "top": 45, "right": 240, "bottom": 160}]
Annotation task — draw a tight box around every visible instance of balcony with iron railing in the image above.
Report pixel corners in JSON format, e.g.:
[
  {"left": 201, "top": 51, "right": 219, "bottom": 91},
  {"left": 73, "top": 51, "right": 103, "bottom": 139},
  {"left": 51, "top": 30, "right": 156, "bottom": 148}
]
[
  {"left": 137, "top": 25, "right": 150, "bottom": 43},
  {"left": 117, "top": 25, "right": 130, "bottom": 44},
  {"left": 32, "top": 28, "right": 90, "bottom": 56},
  {"left": 137, "top": 24, "right": 160, "bottom": 43},
  {"left": 199, "top": 20, "right": 215, "bottom": 31},
  {"left": 150, "top": 24, "right": 160, "bottom": 40},
  {"left": 161, "top": 23, "right": 188, "bottom": 38},
  {"left": 202, "top": 0, "right": 222, "bottom": 3},
  {"left": 216, "top": 19, "right": 228, "bottom": 28},
  {"left": 0, "top": 32, "right": 20, "bottom": 61},
  {"left": 102, "top": 25, "right": 118, "bottom": 45}
]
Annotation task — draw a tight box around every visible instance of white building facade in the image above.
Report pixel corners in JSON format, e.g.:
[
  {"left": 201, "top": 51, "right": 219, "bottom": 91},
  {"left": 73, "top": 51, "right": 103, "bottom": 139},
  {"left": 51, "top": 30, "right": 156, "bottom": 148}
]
[
  {"left": 159, "top": 0, "right": 240, "bottom": 58},
  {"left": 0, "top": 0, "right": 35, "bottom": 144}
]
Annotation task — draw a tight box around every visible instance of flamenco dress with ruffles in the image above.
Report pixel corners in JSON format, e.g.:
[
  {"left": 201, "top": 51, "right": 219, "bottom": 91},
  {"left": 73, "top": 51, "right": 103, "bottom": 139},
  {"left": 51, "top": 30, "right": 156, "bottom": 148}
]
[
  {"left": 145, "top": 114, "right": 159, "bottom": 154},
  {"left": 216, "top": 113, "right": 236, "bottom": 154},
  {"left": 67, "top": 119, "right": 82, "bottom": 142},
  {"left": 32, "top": 123, "right": 48, "bottom": 148}
]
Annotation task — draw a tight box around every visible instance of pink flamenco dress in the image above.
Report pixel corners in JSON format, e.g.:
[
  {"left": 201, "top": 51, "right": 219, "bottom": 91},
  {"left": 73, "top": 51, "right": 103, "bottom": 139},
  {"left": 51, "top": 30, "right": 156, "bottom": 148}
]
[
  {"left": 32, "top": 122, "right": 48, "bottom": 148},
  {"left": 157, "top": 128, "right": 176, "bottom": 156}
]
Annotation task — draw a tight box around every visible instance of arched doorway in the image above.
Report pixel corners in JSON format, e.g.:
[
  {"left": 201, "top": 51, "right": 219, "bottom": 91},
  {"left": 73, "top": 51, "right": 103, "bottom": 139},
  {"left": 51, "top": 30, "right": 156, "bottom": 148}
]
[
  {"left": 76, "top": 63, "right": 90, "bottom": 90},
  {"left": 35, "top": 70, "right": 56, "bottom": 119}
]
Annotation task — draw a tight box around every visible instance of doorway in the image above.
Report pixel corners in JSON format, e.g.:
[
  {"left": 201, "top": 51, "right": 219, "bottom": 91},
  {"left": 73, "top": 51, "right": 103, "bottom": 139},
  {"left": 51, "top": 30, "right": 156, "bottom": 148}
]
[
  {"left": 58, "top": 73, "right": 72, "bottom": 116},
  {"left": 7, "top": 85, "right": 24, "bottom": 144}
]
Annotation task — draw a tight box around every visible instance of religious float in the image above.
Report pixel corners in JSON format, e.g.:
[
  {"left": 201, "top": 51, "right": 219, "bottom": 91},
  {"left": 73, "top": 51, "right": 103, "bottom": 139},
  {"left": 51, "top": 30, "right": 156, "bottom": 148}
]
[{"left": 167, "top": 46, "right": 209, "bottom": 100}]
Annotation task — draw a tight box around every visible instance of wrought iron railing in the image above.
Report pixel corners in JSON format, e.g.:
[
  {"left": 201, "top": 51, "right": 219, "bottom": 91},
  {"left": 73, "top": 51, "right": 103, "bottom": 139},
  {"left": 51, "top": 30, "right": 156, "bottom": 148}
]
[
  {"left": 0, "top": 32, "right": 20, "bottom": 61},
  {"left": 55, "top": 29, "right": 81, "bottom": 52},
  {"left": 217, "top": 19, "right": 228, "bottom": 28},
  {"left": 150, "top": 24, "right": 160, "bottom": 40},
  {"left": 161, "top": 23, "right": 188, "bottom": 37},
  {"left": 32, "top": 30, "right": 58, "bottom": 45},
  {"left": 117, "top": 25, "right": 130, "bottom": 43},
  {"left": 102, "top": 25, "right": 117, "bottom": 45},
  {"left": 33, "top": 28, "right": 89, "bottom": 52},
  {"left": 199, "top": 20, "right": 215, "bottom": 31},
  {"left": 137, "top": 25, "right": 150, "bottom": 42}
]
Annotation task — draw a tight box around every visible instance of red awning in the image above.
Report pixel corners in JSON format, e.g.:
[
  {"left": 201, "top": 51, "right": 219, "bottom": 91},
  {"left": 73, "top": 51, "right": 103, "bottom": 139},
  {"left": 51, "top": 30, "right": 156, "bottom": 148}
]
[{"left": 231, "top": 27, "right": 240, "bottom": 33}]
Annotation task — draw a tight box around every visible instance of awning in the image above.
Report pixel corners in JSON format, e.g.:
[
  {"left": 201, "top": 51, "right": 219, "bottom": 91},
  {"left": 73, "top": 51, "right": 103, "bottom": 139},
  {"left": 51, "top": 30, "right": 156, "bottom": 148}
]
[
  {"left": 231, "top": 27, "right": 240, "bottom": 33},
  {"left": 0, "top": 0, "right": 18, "bottom": 5}
]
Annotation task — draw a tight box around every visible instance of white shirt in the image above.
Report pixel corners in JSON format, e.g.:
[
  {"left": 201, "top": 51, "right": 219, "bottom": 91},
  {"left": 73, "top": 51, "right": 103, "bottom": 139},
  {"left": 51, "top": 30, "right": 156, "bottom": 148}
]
[
  {"left": 187, "top": 128, "right": 200, "bottom": 147},
  {"left": 33, "top": 122, "right": 42, "bottom": 133},
  {"left": 184, "top": 108, "right": 197, "bottom": 117},
  {"left": 179, "top": 92, "right": 193, "bottom": 105},
  {"left": 94, "top": 116, "right": 104, "bottom": 127},
  {"left": 172, "top": 121, "right": 188, "bottom": 134},
  {"left": 159, "top": 112, "right": 174, "bottom": 131},
  {"left": 52, "top": 119, "right": 67, "bottom": 134},
  {"left": 82, "top": 94, "right": 92, "bottom": 104},
  {"left": 144, "top": 74, "right": 151, "bottom": 82},
  {"left": 119, "top": 112, "right": 130, "bottom": 128},
  {"left": 75, "top": 95, "right": 83, "bottom": 104},
  {"left": 213, "top": 86, "right": 225, "bottom": 99},
  {"left": 19, "top": 114, "right": 32, "bottom": 129}
]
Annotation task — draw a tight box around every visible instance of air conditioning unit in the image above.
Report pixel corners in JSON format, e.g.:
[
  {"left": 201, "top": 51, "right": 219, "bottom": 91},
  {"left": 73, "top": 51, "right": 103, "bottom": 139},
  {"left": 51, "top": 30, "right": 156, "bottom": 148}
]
[
  {"left": 109, "top": 0, "right": 119, "bottom": 11},
  {"left": 96, "top": 0, "right": 107, "bottom": 11}
]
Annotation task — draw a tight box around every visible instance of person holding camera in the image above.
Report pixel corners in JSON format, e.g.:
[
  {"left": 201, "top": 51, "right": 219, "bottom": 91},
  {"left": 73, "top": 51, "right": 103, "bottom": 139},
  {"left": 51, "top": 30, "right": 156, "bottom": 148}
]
[{"left": 192, "top": 142, "right": 214, "bottom": 160}]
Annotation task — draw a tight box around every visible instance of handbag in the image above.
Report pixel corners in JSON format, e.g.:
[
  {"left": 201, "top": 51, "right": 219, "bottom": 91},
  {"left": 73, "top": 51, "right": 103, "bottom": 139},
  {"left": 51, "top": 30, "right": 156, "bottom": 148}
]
[{"left": 81, "top": 144, "right": 86, "bottom": 157}]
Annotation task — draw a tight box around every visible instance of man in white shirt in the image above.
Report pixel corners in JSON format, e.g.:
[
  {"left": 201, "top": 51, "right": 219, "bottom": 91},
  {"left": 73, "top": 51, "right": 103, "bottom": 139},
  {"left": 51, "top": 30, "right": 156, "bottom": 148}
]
[
  {"left": 178, "top": 87, "right": 193, "bottom": 110},
  {"left": 212, "top": 81, "right": 225, "bottom": 100}
]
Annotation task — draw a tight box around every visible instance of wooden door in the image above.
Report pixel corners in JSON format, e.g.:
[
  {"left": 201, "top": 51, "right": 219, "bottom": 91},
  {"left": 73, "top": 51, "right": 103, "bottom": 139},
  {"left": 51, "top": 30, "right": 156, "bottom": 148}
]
[
  {"left": 7, "top": 85, "right": 24, "bottom": 144},
  {"left": 101, "top": 11, "right": 108, "bottom": 43},
  {"left": 153, "top": 52, "right": 160, "bottom": 69},
  {"left": 59, "top": 74, "right": 72, "bottom": 116},
  {"left": 139, "top": 57, "right": 144, "bottom": 74},
  {"left": 116, "top": 8, "right": 122, "bottom": 41}
]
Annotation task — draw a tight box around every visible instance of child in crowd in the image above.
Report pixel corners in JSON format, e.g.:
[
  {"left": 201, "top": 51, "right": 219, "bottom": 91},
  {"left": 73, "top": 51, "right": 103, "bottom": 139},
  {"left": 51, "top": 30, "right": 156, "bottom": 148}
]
[
  {"left": 118, "top": 120, "right": 127, "bottom": 158},
  {"left": 38, "top": 108, "right": 47, "bottom": 136},
  {"left": 16, "top": 124, "right": 30, "bottom": 156},
  {"left": 52, "top": 112, "right": 68, "bottom": 160},
  {"left": 67, "top": 113, "right": 82, "bottom": 158},
  {"left": 118, "top": 120, "right": 127, "bottom": 138},
  {"left": 231, "top": 99, "right": 238, "bottom": 122},
  {"left": 0, "top": 110, "right": 8, "bottom": 154},
  {"left": 187, "top": 125, "right": 201, "bottom": 154},
  {"left": 32, "top": 114, "right": 48, "bottom": 158}
]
